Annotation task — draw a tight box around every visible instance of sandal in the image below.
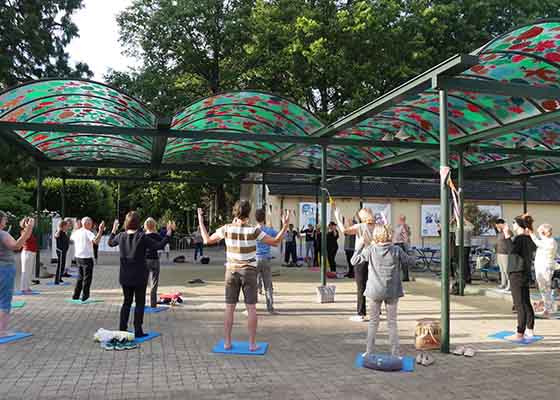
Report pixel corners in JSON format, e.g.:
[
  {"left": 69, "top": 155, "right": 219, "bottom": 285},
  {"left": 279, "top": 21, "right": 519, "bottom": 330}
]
[
  {"left": 463, "top": 347, "right": 476, "bottom": 357},
  {"left": 452, "top": 345, "right": 466, "bottom": 356}
]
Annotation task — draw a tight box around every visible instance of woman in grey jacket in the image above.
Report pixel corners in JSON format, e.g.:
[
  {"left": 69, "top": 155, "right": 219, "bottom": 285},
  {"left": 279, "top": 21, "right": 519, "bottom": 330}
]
[{"left": 351, "top": 224, "right": 413, "bottom": 357}]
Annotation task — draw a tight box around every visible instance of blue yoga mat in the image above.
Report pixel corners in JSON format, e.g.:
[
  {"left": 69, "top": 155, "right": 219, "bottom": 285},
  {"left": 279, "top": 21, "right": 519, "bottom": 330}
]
[
  {"left": 64, "top": 299, "right": 104, "bottom": 305},
  {"left": 133, "top": 331, "right": 161, "bottom": 344},
  {"left": 0, "top": 332, "right": 32, "bottom": 345},
  {"left": 212, "top": 340, "right": 269, "bottom": 355},
  {"left": 354, "top": 353, "right": 415, "bottom": 372},
  {"left": 488, "top": 330, "right": 544, "bottom": 345},
  {"left": 46, "top": 282, "right": 71, "bottom": 286},
  {"left": 13, "top": 290, "right": 40, "bottom": 296},
  {"left": 144, "top": 306, "right": 169, "bottom": 313}
]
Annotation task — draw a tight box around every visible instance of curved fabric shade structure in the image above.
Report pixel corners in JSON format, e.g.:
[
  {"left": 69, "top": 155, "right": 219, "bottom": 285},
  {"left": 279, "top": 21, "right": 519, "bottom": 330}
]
[
  {"left": 0, "top": 79, "right": 157, "bottom": 163},
  {"left": 330, "top": 20, "right": 560, "bottom": 175},
  {"left": 165, "top": 91, "right": 324, "bottom": 165}
]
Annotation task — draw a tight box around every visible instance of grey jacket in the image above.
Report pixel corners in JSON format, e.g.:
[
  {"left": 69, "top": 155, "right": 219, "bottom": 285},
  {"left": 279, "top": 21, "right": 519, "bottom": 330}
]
[{"left": 351, "top": 243, "right": 411, "bottom": 301}]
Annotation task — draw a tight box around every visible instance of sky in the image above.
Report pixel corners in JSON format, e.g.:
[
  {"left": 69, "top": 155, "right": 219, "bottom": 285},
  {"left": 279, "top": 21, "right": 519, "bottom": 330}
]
[{"left": 66, "top": 0, "right": 139, "bottom": 82}]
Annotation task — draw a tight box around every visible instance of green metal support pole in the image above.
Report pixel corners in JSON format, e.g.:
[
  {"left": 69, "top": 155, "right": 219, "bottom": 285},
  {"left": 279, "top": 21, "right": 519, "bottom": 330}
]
[
  {"left": 359, "top": 176, "right": 364, "bottom": 209},
  {"left": 262, "top": 173, "right": 266, "bottom": 209},
  {"left": 522, "top": 179, "right": 528, "bottom": 213},
  {"left": 61, "top": 176, "right": 66, "bottom": 218},
  {"left": 315, "top": 183, "right": 319, "bottom": 225},
  {"left": 458, "top": 151, "right": 465, "bottom": 297},
  {"left": 321, "top": 145, "right": 328, "bottom": 287},
  {"left": 35, "top": 167, "right": 43, "bottom": 279},
  {"left": 439, "top": 90, "right": 450, "bottom": 353}
]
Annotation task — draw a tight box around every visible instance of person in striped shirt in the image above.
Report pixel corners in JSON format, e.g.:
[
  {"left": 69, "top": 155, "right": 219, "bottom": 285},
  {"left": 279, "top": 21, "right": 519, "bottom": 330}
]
[{"left": 198, "top": 200, "right": 289, "bottom": 352}]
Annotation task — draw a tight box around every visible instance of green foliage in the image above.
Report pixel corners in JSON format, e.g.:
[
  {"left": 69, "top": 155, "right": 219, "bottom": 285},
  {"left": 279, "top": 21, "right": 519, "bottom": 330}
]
[
  {"left": 464, "top": 203, "right": 497, "bottom": 236},
  {"left": 0, "top": 183, "right": 33, "bottom": 218},
  {"left": 18, "top": 179, "right": 115, "bottom": 223}
]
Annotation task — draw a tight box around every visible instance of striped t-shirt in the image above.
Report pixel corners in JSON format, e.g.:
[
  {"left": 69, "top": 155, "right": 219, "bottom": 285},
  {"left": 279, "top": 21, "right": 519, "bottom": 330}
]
[{"left": 215, "top": 223, "right": 266, "bottom": 269}]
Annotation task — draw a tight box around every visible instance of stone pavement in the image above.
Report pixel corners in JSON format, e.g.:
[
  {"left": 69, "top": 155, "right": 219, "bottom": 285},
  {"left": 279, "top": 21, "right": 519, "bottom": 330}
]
[{"left": 1, "top": 248, "right": 559, "bottom": 400}]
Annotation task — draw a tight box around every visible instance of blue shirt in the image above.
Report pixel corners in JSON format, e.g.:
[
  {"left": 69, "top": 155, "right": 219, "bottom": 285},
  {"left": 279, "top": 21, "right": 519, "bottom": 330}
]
[{"left": 256, "top": 226, "right": 277, "bottom": 259}]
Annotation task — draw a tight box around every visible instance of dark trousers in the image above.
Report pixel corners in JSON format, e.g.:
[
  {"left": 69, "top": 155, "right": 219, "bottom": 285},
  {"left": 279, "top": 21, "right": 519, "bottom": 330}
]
[
  {"left": 327, "top": 247, "right": 338, "bottom": 272},
  {"left": 73, "top": 258, "right": 94, "bottom": 301},
  {"left": 345, "top": 250, "right": 355, "bottom": 276},
  {"left": 395, "top": 243, "right": 410, "bottom": 281},
  {"left": 510, "top": 272, "right": 535, "bottom": 334},
  {"left": 355, "top": 262, "right": 368, "bottom": 316},
  {"left": 93, "top": 243, "right": 99, "bottom": 262},
  {"left": 194, "top": 243, "right": 203, "bottom": 260},
  {"left": 452, "top": 246, "right": 471, "bottom": 284},
  {"left": 147, "top": 259, "right": 160, "bottom": 308},
  {"left": 55, "top": 249, "right": 67, "bottom": 284},
  {"left": 314, "top": 244, "right": 320, "bottom": 267},
  {"left": 284, "top": 242, "right": 297, "bottom": 264},
  {"left": 120, "top": 284, "right": 147, "bottom": 335}
]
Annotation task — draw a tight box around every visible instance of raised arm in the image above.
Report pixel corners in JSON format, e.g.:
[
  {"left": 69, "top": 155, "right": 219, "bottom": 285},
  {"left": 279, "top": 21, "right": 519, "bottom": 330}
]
[
  {"left": 107, "top": 219, "right": 120, "bottom": 247},
  {"left": 1, "top": 218, "right": 34, "bottom": 251},
  {"left": 334, "top": 208, "right": 359, "bottom": 235},
  {"left": 93, "top": 221, "right": 105, "bottom": 245},
  {"left": 197, "top": 208, "right": 223, "bottom": 245},
  {"left": 145, "top": 222, "right": 175, "bottom": 250},
  {"left": 262, "top": 210, "right": 290, "bottom": 246}
]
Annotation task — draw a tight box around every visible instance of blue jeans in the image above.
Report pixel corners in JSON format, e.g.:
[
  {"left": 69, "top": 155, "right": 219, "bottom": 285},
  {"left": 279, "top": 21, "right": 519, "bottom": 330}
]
[
  {"left": 0, "top": 264, "right": 16, "bottom": 313},
  {"left": 194, "top": 243, "right": 203, "bottom": 260}
]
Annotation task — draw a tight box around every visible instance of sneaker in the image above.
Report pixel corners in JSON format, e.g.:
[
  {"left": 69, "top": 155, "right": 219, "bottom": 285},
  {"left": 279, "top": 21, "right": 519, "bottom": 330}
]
[
  {"left": 114, "top": 341, "right": 126, "bottom": 351},
  {"left": 525, "top": 329, "right": 535, "bottom": 338},
  {"left": 124, "top": 341, "right": 138, "bottom": 350},
  {"left": 102, "top": 340, "right": 116, "bottom": 350},
  {"left": 349, "top": 315, "right": 365, "bottom": 322}
]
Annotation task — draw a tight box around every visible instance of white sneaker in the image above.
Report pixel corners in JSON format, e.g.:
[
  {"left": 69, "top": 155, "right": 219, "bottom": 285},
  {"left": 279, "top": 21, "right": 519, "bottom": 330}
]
[
  {"left": 349, "top": 315, "right": 365, "bottom": 322},
  {"left": 525, "top": 329, "right": 535, "bottom": 338}
]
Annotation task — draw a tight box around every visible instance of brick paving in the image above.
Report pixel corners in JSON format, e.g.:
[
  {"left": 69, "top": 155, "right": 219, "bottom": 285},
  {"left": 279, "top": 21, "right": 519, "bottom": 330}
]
[{"left": 1, "top": 248, "right": 559, "bottom": 400}]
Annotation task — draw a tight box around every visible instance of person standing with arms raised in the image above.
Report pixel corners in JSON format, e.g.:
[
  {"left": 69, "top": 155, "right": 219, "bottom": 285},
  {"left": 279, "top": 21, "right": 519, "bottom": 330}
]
[
  {"left": 197, "top": 201, "right": 289, "bottom": 352},
  {"left": 71, "top": 217, "right": 105, "bottom": 302}
]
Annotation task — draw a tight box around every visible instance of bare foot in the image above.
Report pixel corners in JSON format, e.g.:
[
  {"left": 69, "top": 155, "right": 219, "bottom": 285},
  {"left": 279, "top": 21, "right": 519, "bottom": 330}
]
[
  {"left": 249, "top": 344, "right": 260, "bottom": 352},
  {"left": 505, "top": 333, "right": 524, "bottom": 341},
  {"left": 224, "top": 342, "right": 232, "bottom": 351}
]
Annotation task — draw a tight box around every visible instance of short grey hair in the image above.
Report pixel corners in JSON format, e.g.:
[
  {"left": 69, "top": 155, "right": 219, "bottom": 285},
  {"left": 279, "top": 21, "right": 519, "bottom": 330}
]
[{"left": 81, "top": 217, "right": 92, "bottom": 225}]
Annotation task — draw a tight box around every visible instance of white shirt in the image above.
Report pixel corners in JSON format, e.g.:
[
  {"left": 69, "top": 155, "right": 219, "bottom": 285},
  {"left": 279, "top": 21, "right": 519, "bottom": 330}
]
[
  {"left": 531, "top": 234, "right": 557, "bottom": 272},
  {"left": 70, "top": 228, "right": 96, "bottom": 259}
]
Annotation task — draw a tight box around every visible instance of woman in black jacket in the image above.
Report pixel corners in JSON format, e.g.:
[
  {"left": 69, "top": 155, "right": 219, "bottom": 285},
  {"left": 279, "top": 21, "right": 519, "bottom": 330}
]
[
  {"left": 504, "top": 214, "right": 537, "bottom": 341},
  {"left": 54, "top": 220, "right": 70, "bottom": 285},
  {"left": 108, "top": 211, "right": 174, "bottom": 337}
]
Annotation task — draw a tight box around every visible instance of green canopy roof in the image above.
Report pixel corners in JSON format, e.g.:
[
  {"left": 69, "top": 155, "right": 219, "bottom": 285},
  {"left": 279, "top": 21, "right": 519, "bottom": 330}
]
[{"left": 1, "top": 20, "right": 560, "bottom": 179}]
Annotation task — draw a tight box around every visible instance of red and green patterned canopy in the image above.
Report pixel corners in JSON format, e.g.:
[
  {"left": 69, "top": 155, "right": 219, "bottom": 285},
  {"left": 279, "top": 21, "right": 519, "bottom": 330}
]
[{"left": 1, "top": 20, "right": 560, "bottom": 176}]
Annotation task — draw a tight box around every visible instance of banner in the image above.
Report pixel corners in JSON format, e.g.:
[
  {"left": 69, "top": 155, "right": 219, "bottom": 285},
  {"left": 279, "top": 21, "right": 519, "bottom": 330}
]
[
  {"left": 363, "top": 203, "right": 391, "bottom": 225},
  {"left": 299, "top": 202, "right": 331, "bottom": 229},
  {"left": 421, "top": 205, "right": 441, "bottom": 237}
]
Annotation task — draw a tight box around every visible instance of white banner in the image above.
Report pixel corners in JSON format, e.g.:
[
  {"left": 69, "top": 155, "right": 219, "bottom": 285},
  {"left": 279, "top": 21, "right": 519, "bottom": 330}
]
[
  {"left": 363, "top": 203, "right": 391, "bottom": 225},
  {"left": 421, "top": 205, "right": 441, "bottom": 237},
  {"left": 299, "top": 202, "right": 331, "bottom": 229}
]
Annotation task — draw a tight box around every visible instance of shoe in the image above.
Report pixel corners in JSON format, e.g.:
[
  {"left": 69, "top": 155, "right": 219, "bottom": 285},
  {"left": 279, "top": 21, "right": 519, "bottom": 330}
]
[
  {"left": 452, "top": 346, "right": 465, "bottom": 356},
  {"left": 81, "top": 297, "right": 89, "bottom": 302},
  {"left": 59, "top": 279, "right": 64, "bottom": 283},
  {"left": 31, "top": 280, "right": 40, "bottom": 285},
  {"left": 268, "top": 309, "right": 280, "bottom": 315},
  {"left": 349, "top": 315, "right": 365, "bottom": 322},
  {"left": 463, "top": 347, "right": 476, "bottom": 357},
  {"left": 421, "top": 353, "right": 434, "bottom": 366},
  {"left": 124, "top": 341, "right": 138, "bottom": 350},
  {"left": 135, "top": 332, "right": 149, "bottom": 338},
  {"left": 102, "top": 340, "right": 116, "bottom": 350},
  {"left": 525, "top": 329, "right": 535, "bottom": 338}
]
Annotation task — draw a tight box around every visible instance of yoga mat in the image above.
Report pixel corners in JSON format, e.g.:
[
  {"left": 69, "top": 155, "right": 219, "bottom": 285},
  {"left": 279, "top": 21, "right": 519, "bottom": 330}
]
[
  {"left": 212, "top": 340, "right": 269, "bottom": 355},
  {"left": 46, "top": 282, "right": 71, "bottom": 286},
  {"left": 488, "top": 330, "right": 544, "bottom": 345},
  {"left": 133, "top": 332, "right": 161, "bottom": 344},
  {"left": 13, "top": 290, "right": 40, "bottom": 296},
  {"left": 140, "top": 306, "right": 169, "bottom": 314},
  {"left": 64, "top": 299, "right": 104, "bottom": 305},
  {"left": 11, "top": 301, "right": 26, "bottom": 309},
  {"left": 535, "top": 313, "right": 560, "bottom": 320},
  {"left": 0, "top": 332, "right": 32, "bottom": 345},
  {"left": 354, "top": 353, "right": 415, "bottom": 372}
]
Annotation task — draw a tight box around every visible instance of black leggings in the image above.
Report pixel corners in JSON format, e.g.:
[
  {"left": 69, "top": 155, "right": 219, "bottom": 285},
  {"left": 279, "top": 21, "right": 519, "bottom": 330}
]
[
  {"left": 354, "top": 262, "right": 368, "bottom": 316},
  {"left": 55, "top": 249, "right": 67, "bottom": 284},
  {"left": 345, "top": 250, "right": 354, "bottom": 276},
  {"left": 510, "top": 272, "right": 534, "bottom": 334},
  {"left": 120, "top": 284, "right": 147, "bottom": 335},
  {"left": 327, "top": 247, "right": 337, "bottom": 272}
]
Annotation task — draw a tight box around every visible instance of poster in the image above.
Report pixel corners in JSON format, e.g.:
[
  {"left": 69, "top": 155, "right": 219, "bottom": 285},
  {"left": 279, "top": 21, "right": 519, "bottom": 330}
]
[
  {"left": 477, "top": 205, "right": 502, "bottom": 236},
  {"left": 421, "top": 205, "right": 441, "bottom": 237},
  {"left": 299, "top": 202, "right": 331, "bottom": 229},
  {"left": 363, "top": 203, "right": 391, "bottom": 225}
]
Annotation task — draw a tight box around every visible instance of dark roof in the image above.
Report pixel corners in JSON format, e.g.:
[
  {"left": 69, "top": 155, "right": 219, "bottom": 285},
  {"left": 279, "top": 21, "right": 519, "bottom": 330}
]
[{"left": 267, "top": 175, "right": 560, "bottom": 202}]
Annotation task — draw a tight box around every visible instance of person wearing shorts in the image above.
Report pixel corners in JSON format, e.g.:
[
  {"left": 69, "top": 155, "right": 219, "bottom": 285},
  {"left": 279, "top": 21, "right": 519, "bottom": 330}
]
[
  {"left": 198, "top": 200, "right": 289, "bottom": 352},
  {"left": 0, "top": 211, "right": 34, "bottom": 338}
]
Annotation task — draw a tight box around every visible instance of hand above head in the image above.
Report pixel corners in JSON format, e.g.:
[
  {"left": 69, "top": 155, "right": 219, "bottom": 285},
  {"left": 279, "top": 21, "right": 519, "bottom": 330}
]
[
  {"left": 99, "top": 221, "right": 106, "bottom": 232},
  {"left": 25, "top": 218, "right": 35, "bottom": 231},
  {"left": 334, "top": 208, "right": 342, "bottom": 222},
  {"left": 281, "top": 209, "right": 290, "bottom": 226},
  {"left": 166, "top": 221, "right": 176, "bottom": 234},
  {"left": 112, "top": 219, "right": 119, "bottom": 233},
  {"left": 197, "top": 208, "right": 204, "bottom": 221}
]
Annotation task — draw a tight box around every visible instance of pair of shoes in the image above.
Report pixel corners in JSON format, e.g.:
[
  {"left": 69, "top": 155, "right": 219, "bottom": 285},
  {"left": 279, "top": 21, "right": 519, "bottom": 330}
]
[
  {"left": 349, "top": 315, "right": 366, "bottom": 322},
  {"left": 268, "top": 309, "right": 280, "bottom": 315},
  {"left": 416, "top": 352, "right": 434, "bottom": 366},
  {"left": 452, "top": 345, "right": 476, "bottom": 357}
]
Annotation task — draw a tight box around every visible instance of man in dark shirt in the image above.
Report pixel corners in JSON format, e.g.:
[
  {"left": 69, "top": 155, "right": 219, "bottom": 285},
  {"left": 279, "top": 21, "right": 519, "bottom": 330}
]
[
  {"left": 284, "top": 224, "right": 299, "bottom": 267},
  {"left": 326, "top": 222, "right": 339, "bottom": 272},
  {"left": 300, "top": 224, "right": 315, "bottom": 263}
]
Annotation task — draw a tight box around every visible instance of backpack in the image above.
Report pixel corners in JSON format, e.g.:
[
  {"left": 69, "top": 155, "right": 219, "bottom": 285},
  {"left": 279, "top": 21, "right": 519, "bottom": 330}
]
[
  {"left": 200, "top": 256, "right": 210, "bottom": 264},
  {"left": 173, "top": 255, "right": 186, "bottom": 263}
]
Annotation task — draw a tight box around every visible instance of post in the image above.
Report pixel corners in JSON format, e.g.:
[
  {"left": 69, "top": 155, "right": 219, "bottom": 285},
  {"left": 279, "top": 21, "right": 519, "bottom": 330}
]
[
  {"left": 359, "top": 176, "right": 364, "bottom": 209},
  {"left": 320, "top": 145, "right": 328, "bottom": 287},
  {"left": 35, "top": 166, "right": 43, "bottom": 279},
  {"left": 262, "top": 173, "right": 267, "bottom": 209},
  {"left": 61, "top": 176, "right": 66, "bottom": 218},
  {"left": 315, "top": 181, "right": 319, "bottom": 225},
  {"left": 522, "top": 179, "right": 528, "bottom": 213},
  {"left": 457, "top": 151, "right": 465, "bottom": 296},
  {"left": 439, "top": 90, "right": 450, "bottom": 353}
]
